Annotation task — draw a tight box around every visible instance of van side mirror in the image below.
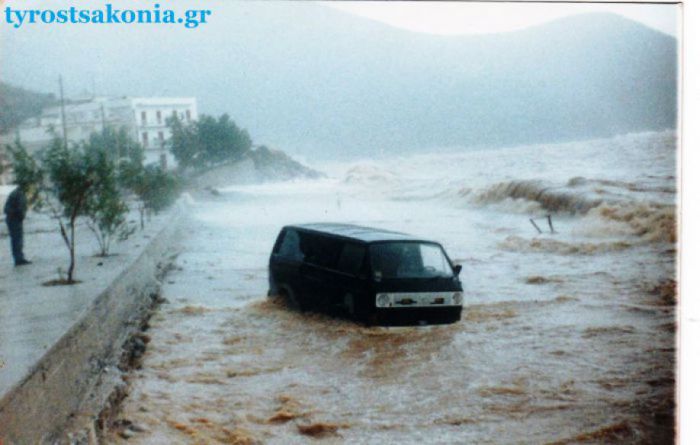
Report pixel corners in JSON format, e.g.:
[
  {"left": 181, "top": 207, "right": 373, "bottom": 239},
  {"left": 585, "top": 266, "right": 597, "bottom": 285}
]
[{"left": 453, "top": 264, "right": 462, "bottom": 275}]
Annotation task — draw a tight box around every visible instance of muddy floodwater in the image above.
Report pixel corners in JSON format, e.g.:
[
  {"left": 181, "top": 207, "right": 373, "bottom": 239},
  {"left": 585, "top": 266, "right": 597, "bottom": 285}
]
[{"left": 108, "top": 131, "right": 676, "bottom": 444}]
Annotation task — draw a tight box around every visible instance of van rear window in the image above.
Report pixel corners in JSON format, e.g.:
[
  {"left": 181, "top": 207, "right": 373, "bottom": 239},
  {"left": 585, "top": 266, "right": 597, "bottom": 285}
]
[{"left": 277, "top": 229, "right": 304, "bottom": 261}]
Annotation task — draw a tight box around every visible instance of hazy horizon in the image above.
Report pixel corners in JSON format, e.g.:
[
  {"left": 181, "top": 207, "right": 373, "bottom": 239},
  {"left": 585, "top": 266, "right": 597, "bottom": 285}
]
[{"left": 0, "top": 1, "right": 679, "bottom": 159}]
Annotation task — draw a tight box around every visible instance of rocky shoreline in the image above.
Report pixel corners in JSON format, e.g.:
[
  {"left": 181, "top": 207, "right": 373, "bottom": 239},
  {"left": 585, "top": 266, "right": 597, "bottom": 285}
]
[{"left": 187, "top": 146, "right": 323, "bottom": 191}]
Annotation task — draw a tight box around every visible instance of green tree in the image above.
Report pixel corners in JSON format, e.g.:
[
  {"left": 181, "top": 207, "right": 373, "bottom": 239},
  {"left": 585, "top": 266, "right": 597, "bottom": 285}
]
[
  {"left": 38, "top": 133, "right": 133, "bottom": 279},
  {"left": 87, "top": 126, "right": 143, "bottom": 163},
  {"left": 120, "top": 163, "right": 181, "bottom": 229},
  {"left": 41, "top": 138, "right": 97, "bottom": 282},
  {"left": 167, "top": 114, "right": 200, "bottom": 172},
  {"left": 83, "top": 140, "right": 131, "bottom": 257},
  {"left": 9, "top": 130, "right": 176, "bottom": 282},
  {"left": 114, "top": 129, "right": 147, "bottom": 194},
  {"left": 6, "top": 138, "right": 44, "bottom": 190},
  {"left": 167, "top": 113, "right": 252, "bottom": 172},
  {"left": 112, "top": 136, "right": 180, "bottom": 229},
  {"left": 197, "top": 114, "right": 252, "bottom": 166},
  {"left": 139, "top": 165, "right": 181, "bottom": 213}
]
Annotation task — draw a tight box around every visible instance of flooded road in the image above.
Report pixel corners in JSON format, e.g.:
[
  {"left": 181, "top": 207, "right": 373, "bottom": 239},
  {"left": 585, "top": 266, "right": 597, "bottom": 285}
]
[{"left": 108, "top": 131, "right": 676, "bottom": 444}]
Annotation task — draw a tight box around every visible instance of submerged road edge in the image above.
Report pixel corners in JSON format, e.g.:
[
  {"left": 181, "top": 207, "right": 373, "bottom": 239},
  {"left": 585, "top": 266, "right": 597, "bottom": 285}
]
[{"left": 0, "top": 207, "right": 184, "bottom": 444}]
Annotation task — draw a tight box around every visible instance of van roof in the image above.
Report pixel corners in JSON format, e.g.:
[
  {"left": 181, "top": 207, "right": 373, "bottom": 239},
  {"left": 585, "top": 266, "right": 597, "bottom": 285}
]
[{"left": 287, "top": 223, "right": 431, "bottom": 243}]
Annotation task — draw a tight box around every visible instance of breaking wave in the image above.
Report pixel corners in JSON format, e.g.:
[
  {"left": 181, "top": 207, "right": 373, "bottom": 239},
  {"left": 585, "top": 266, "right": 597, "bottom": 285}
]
[
  {"left": 469, "top": 178, "right": 676, "bottom": 244},
  {"left": 589, "top": 202, "right": 676, "bottom": 243},
  {"left": 343, "top": 164, "right": 399, "bottom": 187},
  {"left": 499, "top": 235, "right": 633, "bottom": 255},
  {"left": 471, "top": 179, "right": 603, "bottom": 214},
  {"left": 335, "top": 131, "right": 676, "bottom": 245}
]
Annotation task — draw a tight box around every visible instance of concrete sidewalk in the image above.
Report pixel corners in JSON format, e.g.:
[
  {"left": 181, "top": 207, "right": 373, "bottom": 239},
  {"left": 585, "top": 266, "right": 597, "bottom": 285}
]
[{"left": 0, "top": 206, "right": 182, "bottom": 442}]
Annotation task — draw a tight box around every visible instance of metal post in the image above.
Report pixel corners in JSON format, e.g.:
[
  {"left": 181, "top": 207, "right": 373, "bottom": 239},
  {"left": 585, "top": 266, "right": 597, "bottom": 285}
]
[
  {"left": 529, "top": 218, "right": 543, "bottom": 234},
  {"left": 59, "top": 75, "right": 68, "bottom": 149},
  {"left": 547, "top": 214, "right": 556, "bottom": 234},
  {"left": 101, "top": 104, "right": 106, "bottom": 135}
]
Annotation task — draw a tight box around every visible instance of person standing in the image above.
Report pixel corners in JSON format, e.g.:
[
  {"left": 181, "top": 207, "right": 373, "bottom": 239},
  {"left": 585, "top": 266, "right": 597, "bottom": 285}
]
[{"left": 3, "top": 183, "right": 31, "bottom": 266}]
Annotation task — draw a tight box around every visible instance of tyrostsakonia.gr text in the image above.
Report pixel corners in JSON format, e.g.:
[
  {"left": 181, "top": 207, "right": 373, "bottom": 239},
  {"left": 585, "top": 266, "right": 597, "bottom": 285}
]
[{"left": 3, "top": 3, "right": 212, "bottom": 29}]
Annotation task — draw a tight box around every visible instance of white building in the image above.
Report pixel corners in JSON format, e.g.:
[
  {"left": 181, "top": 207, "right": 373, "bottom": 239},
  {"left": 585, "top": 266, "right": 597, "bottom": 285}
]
[
  {"left": 1, "top": 96, "right": 198, "bottom": 168},
  {"left": 131, "top": 97, "right": 198, "bottom": 166}
]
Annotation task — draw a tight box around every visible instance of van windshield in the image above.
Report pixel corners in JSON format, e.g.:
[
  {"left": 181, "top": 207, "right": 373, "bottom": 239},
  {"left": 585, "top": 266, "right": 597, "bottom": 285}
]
[{"left": 369, "top": 242, "right": 454, "bottom": 280}]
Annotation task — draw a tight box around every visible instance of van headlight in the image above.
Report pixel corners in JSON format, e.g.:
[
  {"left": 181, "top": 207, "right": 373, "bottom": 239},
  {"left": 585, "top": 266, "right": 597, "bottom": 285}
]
[
  {"left": 376, "top": 293, "right": 391, "bottom": 308},
  {"left": 452, "top": 292, "right": 463, "bottom": 305}
]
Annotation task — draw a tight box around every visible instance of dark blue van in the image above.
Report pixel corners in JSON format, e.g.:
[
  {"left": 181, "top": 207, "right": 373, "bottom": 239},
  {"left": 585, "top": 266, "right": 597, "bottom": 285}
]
[{"left": 268, "top": 223, "right": 463, "bottom": 325}]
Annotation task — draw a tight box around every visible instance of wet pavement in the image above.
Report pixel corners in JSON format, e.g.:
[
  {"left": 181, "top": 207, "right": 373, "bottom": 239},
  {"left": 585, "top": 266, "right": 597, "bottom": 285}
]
[{"left": 0, "top": 211, "right": 170, "bottom": 400}]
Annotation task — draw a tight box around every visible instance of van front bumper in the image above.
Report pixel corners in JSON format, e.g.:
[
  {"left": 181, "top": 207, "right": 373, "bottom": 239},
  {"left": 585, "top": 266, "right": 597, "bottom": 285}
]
[
  {"left": 375, "top": 291, "right": 463, "bottom": 308},
  {"left": 373, "top": 306, "right": 462, "bottom": 326}
]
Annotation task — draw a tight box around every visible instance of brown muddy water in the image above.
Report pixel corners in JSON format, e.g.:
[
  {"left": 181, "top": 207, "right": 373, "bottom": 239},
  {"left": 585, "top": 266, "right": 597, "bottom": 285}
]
[{"left": 106, "top": 131, "right": 676, "bottom": 444}]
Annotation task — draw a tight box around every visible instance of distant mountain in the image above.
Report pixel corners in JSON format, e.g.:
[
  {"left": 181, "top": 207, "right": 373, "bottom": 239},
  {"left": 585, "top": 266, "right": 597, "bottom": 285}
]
[
  {"left": 0, "top": 4, "right": 677, "bottom": 158},
  {"left": 0, "top": 82, "right": 56, "bottom": 135}
]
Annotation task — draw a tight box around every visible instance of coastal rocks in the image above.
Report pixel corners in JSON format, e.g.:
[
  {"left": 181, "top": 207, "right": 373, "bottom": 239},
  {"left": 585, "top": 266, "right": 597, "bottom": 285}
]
[{"left": 189, "top": 146, "right": 323, "bottom": 190}]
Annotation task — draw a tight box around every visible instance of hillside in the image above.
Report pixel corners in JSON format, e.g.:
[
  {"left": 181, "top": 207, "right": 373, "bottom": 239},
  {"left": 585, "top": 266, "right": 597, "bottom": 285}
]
[
  {"left": 0, "top": 4, "right": 678, "bottom": 157},
  {"left": 0, "top": 82, "right": 56, "bottom": 135}
]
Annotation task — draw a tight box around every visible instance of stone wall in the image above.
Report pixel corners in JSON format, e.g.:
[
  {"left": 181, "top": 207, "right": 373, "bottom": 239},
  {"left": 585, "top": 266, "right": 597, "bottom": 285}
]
[{"left": 0, "top": 210, "right": 182, "bottom": 444}]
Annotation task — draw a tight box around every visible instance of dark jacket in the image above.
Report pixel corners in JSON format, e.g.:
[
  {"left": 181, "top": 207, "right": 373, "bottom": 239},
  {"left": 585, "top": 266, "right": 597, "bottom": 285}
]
[{"left": 3, "top": 187, "right": 27, "bottom": 221}]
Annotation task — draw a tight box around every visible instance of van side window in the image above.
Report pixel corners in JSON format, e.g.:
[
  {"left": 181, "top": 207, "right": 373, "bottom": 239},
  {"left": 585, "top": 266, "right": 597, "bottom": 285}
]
[
  {"left": 300, "top": 233, "right": 342, "bottom": 269},
  {"left": 337, "top": 243, "right": 366, "bottom": 275},
  {"left": 277, "top": 229, "right": 303, "bottom": 261}
]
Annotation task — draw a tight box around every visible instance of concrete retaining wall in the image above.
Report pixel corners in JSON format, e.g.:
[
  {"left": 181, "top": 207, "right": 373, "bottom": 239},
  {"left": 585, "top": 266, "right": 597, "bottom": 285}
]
[{"left": 0, "top": 209, "right": 182, "bottom": 444}]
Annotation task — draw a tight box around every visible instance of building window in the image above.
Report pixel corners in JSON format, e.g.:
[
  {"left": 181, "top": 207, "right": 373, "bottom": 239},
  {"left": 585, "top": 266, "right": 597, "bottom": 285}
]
[
  {"left": 141, "top": 111, "right": 147, "bottom": 125},
  {"left": 156, "top": 110, "right": 162, "bottom": 125},
  {"left": 158, "top": 131, "right": 164, "bottom": 142},
  {"left": 186, "top": 110, "right": 191, "bottom": 121},
  {"left": 142, "top": 132, "right": 148, "bottom": 147}
]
